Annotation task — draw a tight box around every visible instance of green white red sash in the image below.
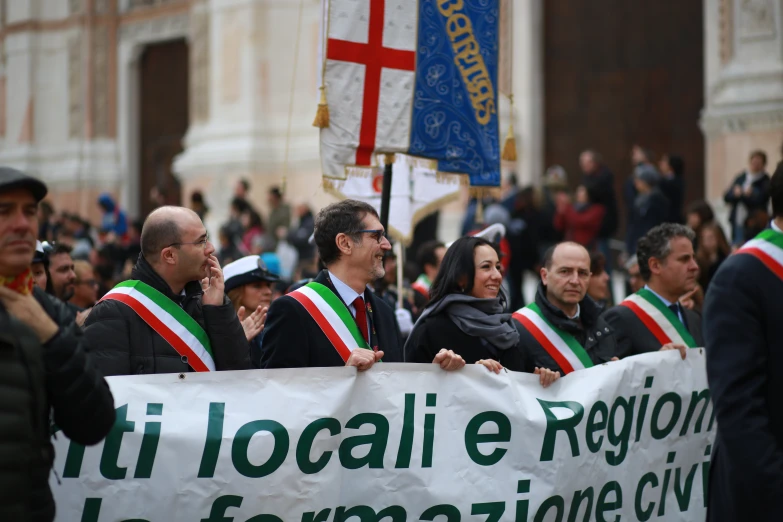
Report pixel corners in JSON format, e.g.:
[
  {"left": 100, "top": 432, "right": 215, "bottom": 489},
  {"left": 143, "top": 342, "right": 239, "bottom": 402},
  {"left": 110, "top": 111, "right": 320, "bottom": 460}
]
[
  {"left": 100, "top": 280, "right": 215, "bottom": 372},
  {"left": 737, "top": 228, "right": 783, "bottom": 280},
  {"left": 289, "top": 282, "right": 370, "bottom": 362},
  {"left": 411, "top": 274, "right": 431, "bottom": 299},
  {"left": 512, "top": 303, "right": 593, "bottom": 374},
  {"left": 620, "top": 288, "right": 697, "bottom": 348}
]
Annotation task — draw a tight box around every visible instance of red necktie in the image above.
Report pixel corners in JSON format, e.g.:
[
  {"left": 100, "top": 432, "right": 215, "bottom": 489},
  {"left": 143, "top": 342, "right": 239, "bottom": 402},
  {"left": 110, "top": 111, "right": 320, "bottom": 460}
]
[{"left": 352, "top": 296, "right": 369, "bottom": 345}]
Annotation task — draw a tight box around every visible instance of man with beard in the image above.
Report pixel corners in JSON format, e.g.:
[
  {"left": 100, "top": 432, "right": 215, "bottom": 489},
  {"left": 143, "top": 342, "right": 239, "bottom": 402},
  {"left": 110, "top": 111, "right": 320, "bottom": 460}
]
[
  {"left": 0, "top": 168, "right": 115, "bottom": 522},
  {"left": 46, "top": 244, "right": 76, "bottom": 302},
  {"left": 601, "top": 223, "right": 702, "bottom": 359},
  {"left": 260, "top": 200, "right": 465, "bottom": 371},
  {"left": 82, "top": 206, "right": 252, "bottom": 375}
]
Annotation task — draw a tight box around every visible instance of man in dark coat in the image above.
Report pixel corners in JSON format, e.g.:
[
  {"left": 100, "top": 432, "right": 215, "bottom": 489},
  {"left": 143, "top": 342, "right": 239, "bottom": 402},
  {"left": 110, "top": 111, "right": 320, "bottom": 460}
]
[
  {"left": 602, "top": 223, "right": 702, "bottom": 359},
  {"left": 260, "top": 200, "right": 465, "bottom": 371},
  {"left": 83, "top": 206, "right": 252, "bottom": 375},
  {"left": 514, "top": 242, "right": 616, "bottom": 375},
  {"left": 260, "top": 200, "right": 403, "bottom": 369},
  {"left": 0, "top": 168, "right": 115, "bottom": 522},
  {"left": 704, "top": 168, "right": 783, "bottom": 522},
  {"left": 626, "top": 164, "right": 670, "bottom": 256},
  {"left": 580, "top": 150, "right": 618, "bottom": 268}
]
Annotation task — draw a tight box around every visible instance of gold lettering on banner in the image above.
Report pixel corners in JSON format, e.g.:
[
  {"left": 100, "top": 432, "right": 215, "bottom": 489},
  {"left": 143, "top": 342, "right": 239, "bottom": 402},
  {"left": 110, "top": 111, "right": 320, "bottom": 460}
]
[
  {"left": 438, "top": 6, "right": 496, "bottom": 125},
  {"left": 437, "top": 0, "right": 465, "bottom": 18}
]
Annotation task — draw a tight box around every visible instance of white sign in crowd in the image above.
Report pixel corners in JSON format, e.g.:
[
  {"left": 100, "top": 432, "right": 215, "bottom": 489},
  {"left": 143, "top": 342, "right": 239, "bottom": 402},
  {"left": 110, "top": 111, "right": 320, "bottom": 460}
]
[{"left": 52, "top": 352, "right": 714, "bottom": 522}]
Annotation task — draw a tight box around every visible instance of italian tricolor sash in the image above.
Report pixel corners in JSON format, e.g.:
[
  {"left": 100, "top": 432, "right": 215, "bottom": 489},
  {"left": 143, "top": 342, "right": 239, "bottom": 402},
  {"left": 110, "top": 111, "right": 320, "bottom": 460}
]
[
  {"left": 737, "top": 228, "right": 783, "bottom": 280},
  {"left": 620, "top": 288, "right": 697, "bottom": 348},
  {"left": 411, "top": 274, "right": 431, "bottom": 299},
  {"left": 512, "top": 303, "right": 593, "bottom": 374},
  {"left": 100, "top": 280, "right": 215, "bottom": 372},
  {"left": 289, "top": 282, "right": 371, "bottom": 362}
]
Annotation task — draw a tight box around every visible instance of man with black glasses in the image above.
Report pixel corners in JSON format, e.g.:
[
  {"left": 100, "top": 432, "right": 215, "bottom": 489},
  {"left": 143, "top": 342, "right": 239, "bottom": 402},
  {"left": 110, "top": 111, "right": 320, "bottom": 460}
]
[
  {"left": 83, "top": 205, "right": 251, "bottom": 375},
  {"left": 260, "top": 200, "right": 465, "bottom": 371}
]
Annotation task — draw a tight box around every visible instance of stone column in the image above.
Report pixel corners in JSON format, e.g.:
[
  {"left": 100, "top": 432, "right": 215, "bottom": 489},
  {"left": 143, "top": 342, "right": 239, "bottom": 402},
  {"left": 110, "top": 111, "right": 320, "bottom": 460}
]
[
  {"left": 174, "top": 0, "right": 331, "bottom": 237},
  {"left": 510, "top": 0, "right": 544, "bottom": 186},
  {"left": 701, "top": 0, "right": 783, "bottom": 210}
]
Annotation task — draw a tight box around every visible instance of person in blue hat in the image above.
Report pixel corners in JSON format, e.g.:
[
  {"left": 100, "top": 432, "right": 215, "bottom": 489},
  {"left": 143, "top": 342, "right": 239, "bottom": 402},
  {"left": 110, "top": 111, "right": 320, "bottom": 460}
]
[{"left": 224, "top": 255, "right": 280, "bottom": 367}]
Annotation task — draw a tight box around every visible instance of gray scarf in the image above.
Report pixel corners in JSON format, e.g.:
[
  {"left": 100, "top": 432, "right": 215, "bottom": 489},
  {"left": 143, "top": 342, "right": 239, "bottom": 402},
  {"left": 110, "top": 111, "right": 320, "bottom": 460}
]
[{"left": 409, "top": 293, "right": 520, "bottom": 351}]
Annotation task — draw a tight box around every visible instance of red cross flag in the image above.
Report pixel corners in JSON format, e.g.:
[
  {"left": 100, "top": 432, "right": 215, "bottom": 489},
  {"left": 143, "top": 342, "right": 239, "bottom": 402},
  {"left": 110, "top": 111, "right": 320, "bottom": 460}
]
[{"left": 319, "top": 0, "right": 417, "bottom": 179}]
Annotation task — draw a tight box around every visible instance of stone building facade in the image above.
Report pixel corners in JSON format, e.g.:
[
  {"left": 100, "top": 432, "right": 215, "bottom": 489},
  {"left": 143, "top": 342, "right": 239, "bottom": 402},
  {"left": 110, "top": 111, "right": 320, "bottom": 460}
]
[{"left": 0, "top": 0, "right": 780, "bottom": 238}]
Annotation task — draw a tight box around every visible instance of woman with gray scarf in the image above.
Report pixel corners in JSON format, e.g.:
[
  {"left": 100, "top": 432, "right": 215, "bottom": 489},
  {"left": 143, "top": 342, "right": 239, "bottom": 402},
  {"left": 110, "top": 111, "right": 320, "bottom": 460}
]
[{"left": 404, "top": 237, "right": 560, "bottom": 387}]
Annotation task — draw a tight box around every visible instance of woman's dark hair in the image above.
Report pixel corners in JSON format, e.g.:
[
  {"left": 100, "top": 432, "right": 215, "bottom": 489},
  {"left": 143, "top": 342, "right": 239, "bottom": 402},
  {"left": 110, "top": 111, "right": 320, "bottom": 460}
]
[
  {"left": 191, "top": 190, "right": 205, "bottom": 205},
  {"left": 429, "top": 237, "right": 504, "bottom": 306},
  {"left": 590, "top": 251, "right": 606, "bottom": 275},
  {"left": 584, "top": 184, "right": 601, "bottom": 205},
  {"left": 771, "top": 167, "right": 783, "bottom": 218},
  {"left": 244, "top": 209, "right": 264, "bottom": 230},
  {"left": 686, "top": 200, "right": 715, "bottom": 226},
  {"left": 231, "top": 197, "right": 250, "bottom": 214},
  {"left": 667, "top": 154, "right": 685, "bottom": 177}
]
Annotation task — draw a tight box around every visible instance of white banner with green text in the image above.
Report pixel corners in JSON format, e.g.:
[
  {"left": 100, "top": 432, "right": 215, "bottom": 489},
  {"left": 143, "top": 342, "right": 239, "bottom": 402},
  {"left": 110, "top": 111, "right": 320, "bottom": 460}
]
[{"left": 52, "top": 351, "right": 715, "bottom": 522}]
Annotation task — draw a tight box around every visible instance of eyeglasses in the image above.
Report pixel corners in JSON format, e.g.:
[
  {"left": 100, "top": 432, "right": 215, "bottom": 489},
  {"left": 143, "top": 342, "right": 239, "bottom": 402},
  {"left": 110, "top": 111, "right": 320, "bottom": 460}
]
[
  {"left": 168, "top": 234, "right": 210, "bottom": 250},
  {"left": 357, "top": 229, "right": 387, "bottom": 244}
]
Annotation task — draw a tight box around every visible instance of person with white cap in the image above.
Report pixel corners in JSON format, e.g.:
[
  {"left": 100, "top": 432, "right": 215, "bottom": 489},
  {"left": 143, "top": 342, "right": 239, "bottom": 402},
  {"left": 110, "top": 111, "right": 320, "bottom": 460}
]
[
  {"left": 223, "top": 255, "right": 279, "bottom": 367},
  {"left": 31, "top": 240, "right": 48, "bottom": 289}
]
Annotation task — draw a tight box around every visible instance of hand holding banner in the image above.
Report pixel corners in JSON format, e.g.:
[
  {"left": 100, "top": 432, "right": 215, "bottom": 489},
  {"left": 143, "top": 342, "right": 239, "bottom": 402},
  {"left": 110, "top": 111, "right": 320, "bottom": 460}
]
[{"left": 53, "top": 352, "right": 714, "bottom": 522}]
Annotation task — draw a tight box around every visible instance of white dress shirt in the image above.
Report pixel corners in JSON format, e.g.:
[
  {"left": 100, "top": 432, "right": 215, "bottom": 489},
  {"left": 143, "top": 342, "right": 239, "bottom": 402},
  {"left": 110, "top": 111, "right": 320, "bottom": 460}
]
[
  {"left": 328, "top": 271, "right": 371, "bottom": 333},
  {"left": 644, "top": 284, "right": 684, "bottom": 323}
]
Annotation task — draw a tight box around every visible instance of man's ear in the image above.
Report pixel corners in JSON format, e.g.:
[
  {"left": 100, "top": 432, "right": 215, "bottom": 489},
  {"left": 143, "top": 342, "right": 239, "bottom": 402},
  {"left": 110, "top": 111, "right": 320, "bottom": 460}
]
[
  {"left": 540, "top": 267, "right": 549, "bottom": 286},
  {"left": 335, "top": 232, "right": 353, "bottom": 256},
  {"left": 161, "top": 247, "right": 176, "bottom": 266},
  {"left": 648, "top": 257, "right": 660, "bottom": 275}
]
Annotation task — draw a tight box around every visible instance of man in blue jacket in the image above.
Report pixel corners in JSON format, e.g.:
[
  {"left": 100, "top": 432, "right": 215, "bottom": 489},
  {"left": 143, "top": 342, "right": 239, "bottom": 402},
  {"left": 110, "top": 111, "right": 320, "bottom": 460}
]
[{"left": 704, "top": 167, "right": 783, "bottom": 522}]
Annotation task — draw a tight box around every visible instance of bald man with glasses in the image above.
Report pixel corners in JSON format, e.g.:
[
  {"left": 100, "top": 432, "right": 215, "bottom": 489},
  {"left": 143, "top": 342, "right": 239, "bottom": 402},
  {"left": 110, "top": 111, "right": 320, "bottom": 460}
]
[{"left": 83, "top": 206, "right": 252, "bottom": 375}]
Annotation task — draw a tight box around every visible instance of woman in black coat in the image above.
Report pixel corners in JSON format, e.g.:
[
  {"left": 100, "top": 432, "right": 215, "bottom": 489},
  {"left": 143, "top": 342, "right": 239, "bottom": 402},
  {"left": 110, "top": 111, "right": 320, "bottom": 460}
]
[{"left": 404, "top": 236, "right": 560, "bottom": 386}]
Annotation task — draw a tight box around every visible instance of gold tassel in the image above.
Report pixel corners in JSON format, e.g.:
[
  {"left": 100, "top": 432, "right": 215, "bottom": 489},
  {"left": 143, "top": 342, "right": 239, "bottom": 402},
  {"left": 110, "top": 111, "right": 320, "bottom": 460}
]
[
  {"left": 502, "top": 124, "right": 517, "bottom": 162},
  {"left": 502, "top": 94, "right": 517, "bottom": 161},
  {"left": 312, "top": 86, "right": 329, "bottom": 128}
]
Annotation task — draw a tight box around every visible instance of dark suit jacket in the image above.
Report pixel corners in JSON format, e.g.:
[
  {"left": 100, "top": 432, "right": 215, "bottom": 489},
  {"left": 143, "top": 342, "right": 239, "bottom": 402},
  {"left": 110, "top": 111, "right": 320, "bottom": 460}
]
[
  {"left": 704, "top": 247, "right": 783, "bottom": 522},
  {"left": 600, "top": 296, "right": 704, "bottom": 358},
  {"left": 259, "top": 270, "right": 402, "bottom": 368}
]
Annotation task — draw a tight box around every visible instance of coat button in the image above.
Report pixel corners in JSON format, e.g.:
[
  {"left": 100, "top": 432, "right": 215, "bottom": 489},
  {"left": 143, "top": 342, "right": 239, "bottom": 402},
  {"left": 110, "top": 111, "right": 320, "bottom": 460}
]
[
  {"left": 604, "top": 327, "right": 609, "bottom": 332},
  {"left": 181, "top": 355, "right": 188, "bottom": 364},
  {"left": 589, "top": 337, "right": 594, "bottom": 342},
  {"left": 597, "top": 331, "right": 602, "bottom": 337}
]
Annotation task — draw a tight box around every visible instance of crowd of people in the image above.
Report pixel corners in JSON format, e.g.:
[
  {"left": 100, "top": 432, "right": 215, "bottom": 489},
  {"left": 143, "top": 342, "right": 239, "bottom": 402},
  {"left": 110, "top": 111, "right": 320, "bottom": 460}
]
[{"left": 3, "top": 139, "right": 783, "bottom": 521}]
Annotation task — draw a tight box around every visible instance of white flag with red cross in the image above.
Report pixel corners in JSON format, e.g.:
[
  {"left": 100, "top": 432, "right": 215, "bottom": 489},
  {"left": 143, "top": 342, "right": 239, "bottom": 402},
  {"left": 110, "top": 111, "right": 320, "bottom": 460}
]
[
  {"left": 319, "top": 0, "right": 417, "bottom": 179},
  {"left": 318, "top": 0, "right": 502, "bottom": 187}
]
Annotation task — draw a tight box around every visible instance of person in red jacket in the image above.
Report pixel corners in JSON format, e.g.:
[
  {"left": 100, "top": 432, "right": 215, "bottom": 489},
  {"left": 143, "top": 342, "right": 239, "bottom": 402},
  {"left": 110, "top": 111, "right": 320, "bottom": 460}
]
[{"left": 553, "top": 185, "right": 606, "bottom": 250}]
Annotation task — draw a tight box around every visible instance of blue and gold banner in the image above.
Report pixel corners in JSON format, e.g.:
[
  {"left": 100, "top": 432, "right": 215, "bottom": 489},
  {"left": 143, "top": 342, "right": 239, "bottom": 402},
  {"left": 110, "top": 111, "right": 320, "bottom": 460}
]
[{"left": 410, "top": 0, "right": 501, "bottom": 187}]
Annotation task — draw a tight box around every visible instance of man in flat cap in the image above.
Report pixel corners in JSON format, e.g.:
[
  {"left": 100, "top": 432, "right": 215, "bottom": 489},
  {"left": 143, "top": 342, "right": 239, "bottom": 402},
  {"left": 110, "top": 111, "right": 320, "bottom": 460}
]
[{"left": 0, "top": 167, "right": 115, "bottom": 522}]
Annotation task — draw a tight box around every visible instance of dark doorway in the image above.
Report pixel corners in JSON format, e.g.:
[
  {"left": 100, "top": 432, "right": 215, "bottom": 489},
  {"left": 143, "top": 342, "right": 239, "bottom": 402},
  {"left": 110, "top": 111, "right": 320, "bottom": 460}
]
[
  {"left": 543, "top": 1, "right": 704, "bottom": 236},
  {"left": 139, "top": 38, "right": 188, "bottom": 219}
]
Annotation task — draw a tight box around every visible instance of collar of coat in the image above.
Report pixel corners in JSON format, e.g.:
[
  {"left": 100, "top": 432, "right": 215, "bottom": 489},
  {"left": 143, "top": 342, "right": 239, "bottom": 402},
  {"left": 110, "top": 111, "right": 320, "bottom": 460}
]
[
  {"left": 130, "top": 254, "right": 203, "bottom": 304},
  {"left": 535, "top": 282, "right": 604, "bottom": 334}
]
